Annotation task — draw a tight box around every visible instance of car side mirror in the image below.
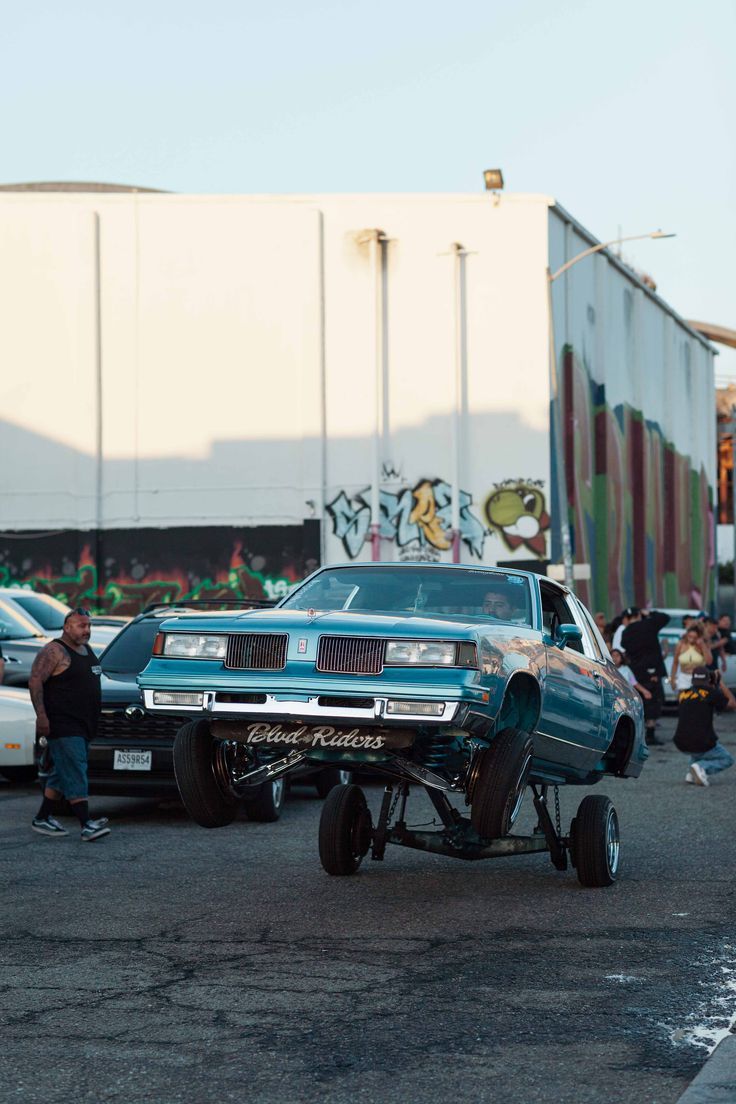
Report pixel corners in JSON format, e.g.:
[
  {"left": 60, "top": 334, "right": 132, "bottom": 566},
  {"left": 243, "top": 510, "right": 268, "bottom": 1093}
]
[{"left": 556, "top": 623, "right": 583, "bottom": 649}]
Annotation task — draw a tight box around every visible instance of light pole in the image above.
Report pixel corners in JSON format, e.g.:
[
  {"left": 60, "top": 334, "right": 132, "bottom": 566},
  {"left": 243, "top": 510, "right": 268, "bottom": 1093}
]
[{"left": 548, "top": 230, "right": 675, "bottom": 590}]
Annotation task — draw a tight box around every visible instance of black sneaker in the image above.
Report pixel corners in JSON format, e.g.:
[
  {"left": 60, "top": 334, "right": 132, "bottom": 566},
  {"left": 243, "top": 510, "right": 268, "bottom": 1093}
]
[
  {"left": 81, "top": 819, "right": 111, "bottom": 842},
  {"left": 32, "top": 816, "right": 68, "bottom": 837}
]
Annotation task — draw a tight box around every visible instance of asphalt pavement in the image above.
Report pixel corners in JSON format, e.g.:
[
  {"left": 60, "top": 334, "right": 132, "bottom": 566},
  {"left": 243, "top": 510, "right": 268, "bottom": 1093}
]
[{"left": 1, "top": 711, "right": 735, "bottom": 1104}]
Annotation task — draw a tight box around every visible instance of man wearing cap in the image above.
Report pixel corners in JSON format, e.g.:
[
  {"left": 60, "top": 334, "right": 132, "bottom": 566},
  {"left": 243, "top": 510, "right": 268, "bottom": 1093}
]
[
  {"left": 621, "top": 608, "right": 670, "bottom": 746},
  {"left": 611, "top": 607, "right": 638, "bottom": 653},
  {"left": 28, "top": 608, "right": 110, "bottom": 841},
  {"left": 674, "top": 667, "right": 736, "bottom": 786}
]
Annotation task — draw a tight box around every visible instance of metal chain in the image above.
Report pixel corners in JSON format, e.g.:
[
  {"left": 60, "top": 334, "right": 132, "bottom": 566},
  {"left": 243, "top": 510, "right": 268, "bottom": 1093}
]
[{"left": 554, "top": 785, "right": 561, "bottom": 838}]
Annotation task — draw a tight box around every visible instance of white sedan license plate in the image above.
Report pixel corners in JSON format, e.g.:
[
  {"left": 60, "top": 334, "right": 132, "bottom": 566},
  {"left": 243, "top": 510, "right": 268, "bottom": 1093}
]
[{"left": 113, "top": 750, "right": 152, "bottom": 771}]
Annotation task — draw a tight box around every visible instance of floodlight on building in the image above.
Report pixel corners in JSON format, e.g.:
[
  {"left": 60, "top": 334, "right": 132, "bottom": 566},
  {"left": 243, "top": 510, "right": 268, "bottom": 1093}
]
[{"left": 483, "top": 169, "right": 504, "bottom": 191}]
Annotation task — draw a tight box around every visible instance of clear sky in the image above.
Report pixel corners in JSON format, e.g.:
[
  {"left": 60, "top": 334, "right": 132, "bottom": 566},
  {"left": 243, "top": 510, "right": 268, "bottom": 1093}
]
[{"left": 4, "top": 0, "right": 735, "bottom": 376}]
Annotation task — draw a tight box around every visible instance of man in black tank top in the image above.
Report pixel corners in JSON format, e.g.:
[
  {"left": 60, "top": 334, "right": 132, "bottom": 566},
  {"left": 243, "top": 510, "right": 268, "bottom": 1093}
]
[{"left": 28, "top": 608, "right": 110, "bottom": 841}]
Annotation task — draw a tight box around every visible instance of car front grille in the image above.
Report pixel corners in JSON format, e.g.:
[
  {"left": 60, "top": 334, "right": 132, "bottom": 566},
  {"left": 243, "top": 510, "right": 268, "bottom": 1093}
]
[
  {"left": 225, "top": 633, "right": 288, "bottom": 670},
  {"left": 97, "top": 710, "right": 183, "bottom": 742},
  {"left": 317, "top": 636, "right": 385, "bottom": 675}
]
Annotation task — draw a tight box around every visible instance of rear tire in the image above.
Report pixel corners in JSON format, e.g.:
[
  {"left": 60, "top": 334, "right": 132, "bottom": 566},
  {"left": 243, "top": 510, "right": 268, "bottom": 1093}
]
[
  {"left": 318, "top": 784, "right": 373, "bottom": 876},
  {"left": 469, "top": 727, "right": 534, "bottom": 839},
  {"left": 0, "top": 765, "right": 37, "bottom": 784},
  {"left": 243, "top": 778, "right": 286, "bottom": 823},
  {"left": 173, "top": 720, "right": 237, "bottom": 828},
  {"left": 571, "top": 795, "right": 620, "bottom": 887},
  {"left": 314, "top": 767, "right": 352, "bottom": 799}
]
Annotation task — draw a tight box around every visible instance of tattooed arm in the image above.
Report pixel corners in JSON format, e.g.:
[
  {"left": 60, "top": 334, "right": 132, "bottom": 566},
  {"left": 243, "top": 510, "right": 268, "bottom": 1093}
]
[{"left": 28, "top": 642, "right": 68, "bottom": 737}]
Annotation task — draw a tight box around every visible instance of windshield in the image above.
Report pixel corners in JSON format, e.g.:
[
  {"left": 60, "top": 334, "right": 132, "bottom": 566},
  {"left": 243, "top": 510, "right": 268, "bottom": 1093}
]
[
  {"left": 100, "top": 619, "right": 164, "bottom": 674},
  {"left": 280, "top": 566, "right": 532, "bottom": 626},
  {"left": 8, "top": 593, "right": 68, "bottom": 631},
  {"left": 0, "top": 599, "right": 46, "bottom": 639}
]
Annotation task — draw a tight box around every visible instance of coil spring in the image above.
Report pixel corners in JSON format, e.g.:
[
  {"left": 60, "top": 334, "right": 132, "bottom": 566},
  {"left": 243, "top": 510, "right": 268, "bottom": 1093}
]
[{"left": 416, "top": 732, "right": 456, "bottom": 771}]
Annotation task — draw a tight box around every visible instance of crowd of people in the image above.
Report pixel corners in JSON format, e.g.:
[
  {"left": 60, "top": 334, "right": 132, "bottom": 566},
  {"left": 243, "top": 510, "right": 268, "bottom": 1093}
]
[{"left": 595, "top": 606, "right": 736, "bottom": 786}]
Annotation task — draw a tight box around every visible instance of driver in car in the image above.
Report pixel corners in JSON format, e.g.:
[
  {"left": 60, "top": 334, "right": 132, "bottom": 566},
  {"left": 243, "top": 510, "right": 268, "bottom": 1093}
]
[{"left": 482, "top": 589, "right": 514, "bottom": 620}]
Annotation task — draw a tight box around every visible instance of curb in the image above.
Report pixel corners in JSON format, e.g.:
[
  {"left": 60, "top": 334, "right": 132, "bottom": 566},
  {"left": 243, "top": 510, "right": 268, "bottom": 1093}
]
[{"left": 676, "top": 1035, "right": 736, "bottom": 1103}]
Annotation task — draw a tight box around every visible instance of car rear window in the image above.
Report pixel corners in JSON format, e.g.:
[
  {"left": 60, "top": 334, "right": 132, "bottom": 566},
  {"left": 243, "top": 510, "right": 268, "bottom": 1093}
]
[{"left": 100, "top": 619, "right": 164, "bottom": 674}]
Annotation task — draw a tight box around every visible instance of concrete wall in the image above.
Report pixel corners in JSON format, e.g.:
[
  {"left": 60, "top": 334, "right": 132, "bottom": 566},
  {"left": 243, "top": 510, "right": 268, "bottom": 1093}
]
[
  {"left": 0, "top": 192, "right": 554, "bottom": 609},
  {"left": 0, "top": 191, "right": 715, "bottom": 613},
  {"left": 548, "top": 206, "right": 716, "bottom": 614}
]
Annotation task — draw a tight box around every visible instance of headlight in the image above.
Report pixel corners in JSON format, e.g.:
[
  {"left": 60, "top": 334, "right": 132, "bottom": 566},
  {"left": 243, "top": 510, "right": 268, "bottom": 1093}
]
[
  {"left": 162, "top": 633, "right": 227, "bottom": 659},
  {"left": 385, "top": 640, "right": 458, "bottom": 666}
]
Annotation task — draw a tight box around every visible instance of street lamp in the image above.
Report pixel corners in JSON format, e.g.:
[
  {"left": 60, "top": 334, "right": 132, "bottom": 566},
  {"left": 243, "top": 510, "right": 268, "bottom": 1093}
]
[{"left": 548, "top": 229, "right": 676, "bottom": 590}]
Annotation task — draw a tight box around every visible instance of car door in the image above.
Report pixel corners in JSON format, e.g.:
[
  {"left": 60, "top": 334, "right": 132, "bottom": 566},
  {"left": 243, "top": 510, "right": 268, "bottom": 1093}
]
[{"left": 536, "top": 585, "right": 606, "bottom": 773}]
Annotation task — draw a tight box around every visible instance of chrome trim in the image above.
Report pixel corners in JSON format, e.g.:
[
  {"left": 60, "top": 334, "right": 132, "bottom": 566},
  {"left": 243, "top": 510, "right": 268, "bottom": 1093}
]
[
  {"left": 142, "top": 689, "right": 458, "bottom": 723},
  {"left": 534, "top": 728, "right": 602, "bottom": 751},
  {"left": 229, "top": 748, "right": 308, "bottom": 788}
]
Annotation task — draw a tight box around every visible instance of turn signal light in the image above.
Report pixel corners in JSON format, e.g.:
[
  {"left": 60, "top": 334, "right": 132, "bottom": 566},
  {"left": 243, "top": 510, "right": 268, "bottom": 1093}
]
[
  {"left": 386, "top": 700, "right": 445, "bottom": 716},
  {"left": 152, "top": 692, "right": 204, "bottom": 706}
]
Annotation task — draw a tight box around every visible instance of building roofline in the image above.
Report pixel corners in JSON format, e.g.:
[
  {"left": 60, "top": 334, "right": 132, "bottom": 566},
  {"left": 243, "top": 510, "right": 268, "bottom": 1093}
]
[{"left": 550, "top": 201, "right": 714, "bottom": 353}]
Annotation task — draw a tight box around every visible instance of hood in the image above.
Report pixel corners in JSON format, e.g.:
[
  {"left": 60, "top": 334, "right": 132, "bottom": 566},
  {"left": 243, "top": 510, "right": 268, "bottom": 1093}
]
[{"left": 156, "top": 608, "right": 484, "bottom": 639}]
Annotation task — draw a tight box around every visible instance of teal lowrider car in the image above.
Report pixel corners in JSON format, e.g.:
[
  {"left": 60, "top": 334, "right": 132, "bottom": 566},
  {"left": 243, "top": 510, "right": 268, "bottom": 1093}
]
[{"left": 138, "top": 564, "right": 646, "bottom": 887}]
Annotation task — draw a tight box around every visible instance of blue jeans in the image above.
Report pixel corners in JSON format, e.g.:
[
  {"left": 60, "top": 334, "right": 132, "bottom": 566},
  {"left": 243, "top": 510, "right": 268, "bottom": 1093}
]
[
  {"left": 691, "top": 742, "right": 735, "bottom": 776},
  {"left": 46, "top": 736, "right": 89, "bottom": 800}
]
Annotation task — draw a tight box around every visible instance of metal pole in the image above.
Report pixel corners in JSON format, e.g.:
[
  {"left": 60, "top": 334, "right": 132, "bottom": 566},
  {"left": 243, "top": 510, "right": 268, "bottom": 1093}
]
[
  {"left": 450, "top": 243, "right": 464, "bottom": 563},
  {"left": 318, "top": 211, "right": 328, "bottom": 567},
  {"left": 368, "top": 231, "right": 385, "bottom": 561},
  {"left": 547, "top": 268, "right": 575, "bottom": 590},
  {"left": 93, "top": 212, "right": 104, "bottom": 609}
]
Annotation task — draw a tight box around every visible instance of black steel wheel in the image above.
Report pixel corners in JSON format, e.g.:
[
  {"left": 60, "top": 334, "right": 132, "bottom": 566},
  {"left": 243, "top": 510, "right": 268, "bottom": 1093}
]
[
  {"left": 173, "top": 720, "right": 238, "bottom": 828},
  {"left": 318, "top": 783, "right": 373, "bottom": 876},
  {"left": 314, "top": 767, "right": 352, "bottom": 799},
  {"left": 243, "top": 778, "right": 286, "bottom": 823},
  {"left": 469, "top": 727, "right": 534, "bottom": 839},
  {"left": 571, "top": 795, "right": 620, "bottom": 887}
]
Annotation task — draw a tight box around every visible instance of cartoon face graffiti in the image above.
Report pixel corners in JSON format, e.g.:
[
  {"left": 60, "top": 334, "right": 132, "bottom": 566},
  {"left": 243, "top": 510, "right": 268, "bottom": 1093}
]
[{"left": 484, "top": 483, "right": 551, "bottom": 559}]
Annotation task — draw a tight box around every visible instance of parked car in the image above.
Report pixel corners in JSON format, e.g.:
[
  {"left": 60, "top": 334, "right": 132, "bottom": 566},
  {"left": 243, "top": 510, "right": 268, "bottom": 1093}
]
[
  {"left": 88, "top": 602, "right": 348, "bottom": 818},
  {"left": 139, "top": 563, "right": 646, "bottom": 887},
  {"left": 0, "top": 588, "right": 125, "bottom": 654},
  {"left": 0, "top": 686, "right": 37, "bottom": 784},
  {"left": 0, "top": 597, "right": 51, "bottom": 687}
]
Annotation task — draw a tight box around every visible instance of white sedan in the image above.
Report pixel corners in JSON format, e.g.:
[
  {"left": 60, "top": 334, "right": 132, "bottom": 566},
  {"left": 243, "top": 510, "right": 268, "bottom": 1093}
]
[{"left": 0, "top": 687, "right": 37, "bottom": 784}]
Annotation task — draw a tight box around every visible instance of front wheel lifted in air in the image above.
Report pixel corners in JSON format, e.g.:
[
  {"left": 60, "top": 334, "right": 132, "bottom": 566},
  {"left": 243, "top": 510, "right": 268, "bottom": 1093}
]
[{"left": 469, "top": 727, "right": 534, "bottom": 839}]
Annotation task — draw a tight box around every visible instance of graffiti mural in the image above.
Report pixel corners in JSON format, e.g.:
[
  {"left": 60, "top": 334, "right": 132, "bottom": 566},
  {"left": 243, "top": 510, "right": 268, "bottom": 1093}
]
[
  {"left": 558, "top": 344, "right": 714, "bottom": 614},
  {"left": 327, "top": 479, "right": 487, "bottom": 560},
  {"left": 483, "top": 480, "right": 551, "bottom": 558},
  {"left": 0, "top": 524, "right": 320, "bottom": 617}
]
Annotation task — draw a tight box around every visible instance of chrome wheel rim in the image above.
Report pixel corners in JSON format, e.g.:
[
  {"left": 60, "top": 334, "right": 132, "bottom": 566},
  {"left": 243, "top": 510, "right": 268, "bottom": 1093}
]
[
  {"left": 508, "top": 751, "right": 533, "bottom": 828},
  {"left": 272, "top": 777, "right": 285, "bottom": 808},
  {"left": 606, "top": 808, "right": 620, "bottom": 875}
]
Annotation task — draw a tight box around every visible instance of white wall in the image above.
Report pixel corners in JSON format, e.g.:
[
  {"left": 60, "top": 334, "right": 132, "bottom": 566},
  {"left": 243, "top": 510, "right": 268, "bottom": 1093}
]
[{"left": 0, "top": 191, "right": 554, "bottom": 567}]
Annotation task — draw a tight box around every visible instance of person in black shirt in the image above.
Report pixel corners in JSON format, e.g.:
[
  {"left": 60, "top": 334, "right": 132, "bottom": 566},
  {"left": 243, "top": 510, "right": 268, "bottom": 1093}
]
[
  {"left": 28, "top": 608, "right": 110, "bottom": 841},
  {"left": 674, "top": 666, "right": 736, "bottom": 786},
  {"left": 621, "top": 608, "right": 670, "bottom": 746}
]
